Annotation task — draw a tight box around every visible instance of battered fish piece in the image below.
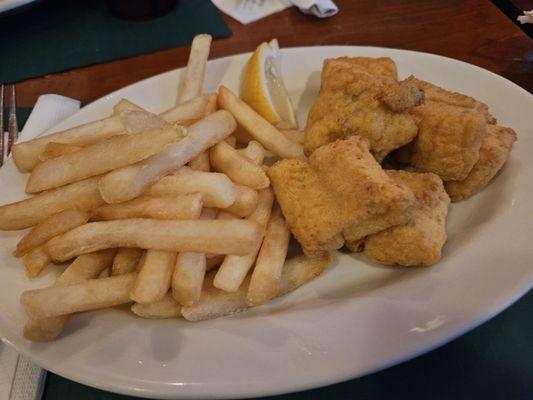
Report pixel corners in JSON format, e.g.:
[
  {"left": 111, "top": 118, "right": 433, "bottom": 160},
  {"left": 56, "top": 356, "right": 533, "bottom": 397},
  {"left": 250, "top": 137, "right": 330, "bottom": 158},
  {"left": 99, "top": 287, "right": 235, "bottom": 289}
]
[
  {"left": 411, "top": 78, "right": 496, "bottom": 124},
  {"left": 411, "top": 102, "right": 487, "bottom": 181},
  {"left": 364, "top": 170, "right": 450, "bottom": 267},
  {"left": 268, "top": 136, "right": 416, "bottom": 257},
  {"left": 445, "top": 125, "right": 517, "bottom": 201},
  {"left": 304, "top": 58, "right": 424, "bottom": 160}
]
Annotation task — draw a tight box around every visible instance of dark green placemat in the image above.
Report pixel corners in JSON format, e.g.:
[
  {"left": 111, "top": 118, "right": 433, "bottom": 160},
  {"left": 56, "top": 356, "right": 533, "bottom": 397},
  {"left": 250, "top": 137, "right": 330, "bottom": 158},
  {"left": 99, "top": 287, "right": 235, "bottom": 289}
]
[
  {"left": 43, "top": 289, "right": 532, "bottom": 400},
  {"left": 0, "top": 0, "right": 231, "bottom": 83}
]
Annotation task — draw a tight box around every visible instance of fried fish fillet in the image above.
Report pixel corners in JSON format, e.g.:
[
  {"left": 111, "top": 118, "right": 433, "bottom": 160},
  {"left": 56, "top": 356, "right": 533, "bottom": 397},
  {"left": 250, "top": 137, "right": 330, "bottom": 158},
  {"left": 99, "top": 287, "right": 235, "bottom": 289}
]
[
  {"left": 304, "top": 57, "right": 424, "bottom": 160},
  {"left": 411, "top": 102, "right": 487, "bottom": 181},
  {"left": 444, "top": 125, "right": 517, "bottom": 202},
  {"left": 410, "top": 78, "right": 496, "bottom": 124},
  {"left": 268, "top": 136, "right": 416, "bottom": 257},
  {"left": 364, "top": 170, "right": 450, "bottom": 266}
]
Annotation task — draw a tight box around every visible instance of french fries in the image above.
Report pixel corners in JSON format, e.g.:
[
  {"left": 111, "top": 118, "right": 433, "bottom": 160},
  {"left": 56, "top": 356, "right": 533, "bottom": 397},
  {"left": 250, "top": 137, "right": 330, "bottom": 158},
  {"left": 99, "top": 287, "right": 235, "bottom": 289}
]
[
  {"left": 15, "top": 208, "right": 89, "bottom": 256},
  {"left": 280, "top": 129, "right": 305, "bottom": 144},
  {"left": 27, "top": 126, "right": 185, "bottom": 193},
  {"left": 38, "top": 142, "right": 83, "bottom": 161},
  {"left": 172, "top": 252, "right": 206, "bottom": 306},
  {"left": 111, "top": 248, "right": 144, "bottom": 276},
  {"left": 247, "top": 205, "right": 291, "bottom": 305},
  {"left": 214, "top": 188, "right": 274, "bottom": 292},
  {"left": 218, "top": 86, "right": 305, "bottom": 160},
  {"left": 112, "top": 98, "right": 144, "bottom": 114},
  {"left": 130, "top": 250, "right": 176, "bottom": 303},
  {"left": 224, "top": 185, "right": 259, "bottom": 217},
  {"left": 0, "top": 176, "right": 104, "bottom": 230},
  {"left": 24, "top": 246, "right": 51, "bottom": 278},
  {"left": 159, "top": 95, "right": 209, "bottom": 124},
  {"left": 120, "top": 110, "right": 166, "bottom": 133},
  {"left": 45, "top": 219, "right": 262, "bottom": 262},
  {"left": 181, "top": 253, "right": 332, "bottom": 321},
  {"left": 171, "top": 207, "right": 214, "bottom": 305},
  {"left": 98, "top": 110, "right": 236, "bottom": 204},
  {"left": 21, "top": 272, "right": 137, "bottom": 319},
  {"left": 6, "top": 36, "right": 345, "bottom": 343},
  {"left": 210, "top": 141, "right": 270, "bottom": 189},
  {"left": 146, "top": 168, "right": 236, "bottom": 208},
  {"left": 237, "top": 140, "right": 265, "bottom": 165},
  {"left": 23, "top": 249, "right": 116, "bottom": 341},
  {"left": 177, "top": 34, "right": 212, "bottom": 104},
  {"left": 131, "top": 293, "right": 181, "bottom": 319},
  {"left": 91, "top": 194, "right": 203, "bottom": 221},
  {"left": 12, "top": 115, "right": 123, "bottom": 172}
]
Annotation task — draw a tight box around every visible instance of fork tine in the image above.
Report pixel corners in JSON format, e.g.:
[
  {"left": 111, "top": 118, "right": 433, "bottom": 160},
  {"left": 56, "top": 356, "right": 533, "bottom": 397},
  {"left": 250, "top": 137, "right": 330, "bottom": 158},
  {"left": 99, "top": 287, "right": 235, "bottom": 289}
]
[
  {"left": 0, "top": 85, "right": 4, "bottom": 167},
  {"left": 8, "top": 84, "right": 18, "bottom": 155}
]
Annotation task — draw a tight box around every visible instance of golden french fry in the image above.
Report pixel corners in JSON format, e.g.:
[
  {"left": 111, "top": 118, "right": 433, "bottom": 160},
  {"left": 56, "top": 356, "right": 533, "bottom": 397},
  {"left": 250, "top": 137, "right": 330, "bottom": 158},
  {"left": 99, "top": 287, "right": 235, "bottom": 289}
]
[
  {"left": 172, "top": 252, "right": 206, "bottom": 306},
  {"left": 12, "top": 114, "right": 125, "bottom": 172},
  {"left": 92, "top": 194, "right": 202, "bottom": 221},
  {"left": 170, "top": 204, "right": 215, "bottom": 305},
  {"left": 177, "top": 34, "right": 212, "bottom": 104},
  {"left": 131, "top": 293, "right": 181, "bottom": 319},
  {"left": 224, "top": 185, "right": 259, "bottom": 217},
  {"left": 237, "top": 140, "right": 265, "bottom": 165},
  {"left": 23, "top": 249, "right": 116, "bottom": 342},
  {"left": 27, "top": 126, "right": 185, "bottom": 193},
  {"left": 214, "top": 188, "right": 274, "bottom": 292},
  {"left": 188, "top": 152, "right": 210, "bottom": 172},
  {"left": 15, "top": 208, "right": 89, "bottom": 257},
  {"left": 45, "top": 219, "right": 262, "bottom": 262},
  {"left": 181, "top": 253, "right": 332, "bottom": 321},
  {"left": 218, "top": 86, "right": 305, "bottom": 160},
  {"left": 159, "top": 95, "right": 209, "bottom": 124},
  {"left": 120, "top": 110, "right": 166, "bottom": 133},
  {"left": 204, "top": 93, "right": 218, "bottom": 114},
  {"left": 112, "top": 99, "right": 144, "bottom": 114},
  {"left": 24, "top": 246, "right": 51, "bottom": 278},
  {"left": 188, "top": 93, "right": 218, "bottom": 171},
  {"left": 111, "top": 247, "right": 144, "bottom": 276},
  {"left": 280, "top": 129, "right": 305, "bottom": 144},
  {"left": 210, "top": 141, "right": 270, "bottom": 189},
  {"left": 98, "top": 110, "right": 236, "bottom": 204},
  {"left": 247, "top": 205, "right": 291, "bottom": 305},
  {"left": 38, "top": 142, "right": 83, "bottom": 161},
  {"left": 147, "top": 167, "right": 236, "bottom": 208},
  {"left": 21, "top": 272, "right": 137, "bottom": 319},
  {"left": 130, "top": 250, "right": 176, "bottom": 304},
  {"left": 0, "top": 176, "right": 104, "bottom": 231},
  {"left": 217, "top": 210, "right": 238, "bottom": 220}
]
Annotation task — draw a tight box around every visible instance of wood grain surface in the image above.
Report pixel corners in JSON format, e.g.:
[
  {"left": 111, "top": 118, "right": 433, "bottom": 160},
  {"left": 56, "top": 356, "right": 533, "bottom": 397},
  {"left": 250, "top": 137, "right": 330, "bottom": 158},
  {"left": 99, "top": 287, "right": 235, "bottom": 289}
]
[{"left": 15, "top": 0, "right": 533, "bottom": 107}]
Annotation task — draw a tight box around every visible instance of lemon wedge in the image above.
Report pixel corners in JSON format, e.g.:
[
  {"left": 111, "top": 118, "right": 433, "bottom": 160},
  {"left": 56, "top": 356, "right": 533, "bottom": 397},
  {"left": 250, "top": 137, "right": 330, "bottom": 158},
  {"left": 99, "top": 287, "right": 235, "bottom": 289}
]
[{"left": 242, "top": 39, "right": 297, "bottom": 129}]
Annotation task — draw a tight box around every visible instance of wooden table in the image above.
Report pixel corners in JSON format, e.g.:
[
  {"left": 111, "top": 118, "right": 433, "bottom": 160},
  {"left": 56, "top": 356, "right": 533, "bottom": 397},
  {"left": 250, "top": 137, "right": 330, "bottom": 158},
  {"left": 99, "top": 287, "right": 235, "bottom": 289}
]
[{"left": 16, "top": 0, "right": 533, "bottom": 108}]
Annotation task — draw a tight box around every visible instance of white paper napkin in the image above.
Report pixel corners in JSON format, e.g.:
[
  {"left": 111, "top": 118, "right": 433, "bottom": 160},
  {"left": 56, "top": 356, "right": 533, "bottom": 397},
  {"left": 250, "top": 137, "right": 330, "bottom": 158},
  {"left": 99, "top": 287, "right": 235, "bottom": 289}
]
[
  {"left": 211, "top": 0, "right": 338, "bottom": 24},
  {"left": 517, "top": 10, "right": 533, "bottom": 24},
  {"left": 0, "top": 94, "right": 80, "bottom": 400}
]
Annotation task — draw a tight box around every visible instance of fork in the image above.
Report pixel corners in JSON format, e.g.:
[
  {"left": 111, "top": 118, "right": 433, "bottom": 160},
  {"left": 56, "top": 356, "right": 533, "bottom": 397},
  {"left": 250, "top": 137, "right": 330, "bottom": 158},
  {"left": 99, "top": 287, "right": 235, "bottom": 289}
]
[{"left": 0, "top": 85, "right": 19, "bottom": 167}]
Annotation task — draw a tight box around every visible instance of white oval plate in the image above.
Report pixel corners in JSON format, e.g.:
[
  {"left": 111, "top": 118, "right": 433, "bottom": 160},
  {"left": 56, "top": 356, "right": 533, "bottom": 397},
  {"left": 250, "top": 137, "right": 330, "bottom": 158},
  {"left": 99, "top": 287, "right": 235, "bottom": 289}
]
[{"left": 0, "top": 46, "right": 532, "bottom": 399}]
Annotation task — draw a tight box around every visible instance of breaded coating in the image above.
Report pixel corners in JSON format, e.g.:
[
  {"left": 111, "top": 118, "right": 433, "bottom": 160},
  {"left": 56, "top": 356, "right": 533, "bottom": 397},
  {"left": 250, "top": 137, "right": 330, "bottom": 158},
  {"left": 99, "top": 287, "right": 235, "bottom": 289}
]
[
  {"left": 304, "top": 57, "right": 423, "bottom": 160},
  {"left": 445, "top": 125, "right": 517, "bottom": 201},
  {"left": 323, "top": 56, "right": 398, "bottom": 80},
  {"left": 268, "top": 136, "right": 416, "bottom": 257},
  {"left": 364, "top": 170, "right": 450, "bottom": 266},
  {"left": 411, "top": 102, "right": 487, "bottom": 181},
  {"left": 410, "top": 78, "right": 496, "bottom": 124}
]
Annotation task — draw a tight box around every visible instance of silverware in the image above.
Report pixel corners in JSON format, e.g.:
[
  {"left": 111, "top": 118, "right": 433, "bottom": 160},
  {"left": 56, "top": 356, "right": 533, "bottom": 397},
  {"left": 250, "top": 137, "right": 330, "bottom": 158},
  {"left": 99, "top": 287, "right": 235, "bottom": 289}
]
[{"left": 0, "top": 84, "right": 18, "bottom": 167}]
